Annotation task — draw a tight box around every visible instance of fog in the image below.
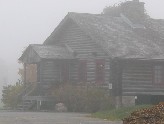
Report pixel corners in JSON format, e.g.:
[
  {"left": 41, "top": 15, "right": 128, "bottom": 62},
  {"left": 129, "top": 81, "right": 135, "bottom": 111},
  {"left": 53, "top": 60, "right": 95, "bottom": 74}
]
[{"left": 0, "top": 0, "right": 163, "bottom": 85}]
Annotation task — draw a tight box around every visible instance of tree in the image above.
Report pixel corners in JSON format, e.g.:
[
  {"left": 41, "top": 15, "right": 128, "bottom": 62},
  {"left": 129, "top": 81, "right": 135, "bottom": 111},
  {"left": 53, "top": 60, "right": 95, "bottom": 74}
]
[
  {"left": 102, "top": 4, "right": 121, "bottom": 17},
  {"left": 1, "top": 80, "right": 24, "bottom": 109},
  {"left": 102, "top": 0, "right": 149, "bottom": 22}
]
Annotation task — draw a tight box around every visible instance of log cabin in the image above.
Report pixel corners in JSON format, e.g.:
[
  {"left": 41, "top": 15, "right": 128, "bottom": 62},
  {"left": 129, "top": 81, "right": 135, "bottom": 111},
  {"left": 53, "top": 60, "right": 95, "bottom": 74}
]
[{"left": 19, "top": 0, "right": 164, "bottom": 109}]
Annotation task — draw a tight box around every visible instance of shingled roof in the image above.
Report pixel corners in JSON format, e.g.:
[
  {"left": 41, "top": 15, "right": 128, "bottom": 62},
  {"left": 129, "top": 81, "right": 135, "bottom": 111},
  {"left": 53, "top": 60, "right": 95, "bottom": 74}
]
[
  {"left": 19, "top": 44, "right": 74, "bottom": 63},
  {"left": 44, "top": 12, "right": 164, "bottom": 59},
  {"left": 31, "top": 44, "right": 74, "bottom": 59}
]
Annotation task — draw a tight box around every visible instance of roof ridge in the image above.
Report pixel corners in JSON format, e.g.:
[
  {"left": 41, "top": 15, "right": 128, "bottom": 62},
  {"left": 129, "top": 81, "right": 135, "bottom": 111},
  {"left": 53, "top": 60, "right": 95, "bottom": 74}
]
[{"left": 68, "top": 12, "right": 102, "bottom": 17}]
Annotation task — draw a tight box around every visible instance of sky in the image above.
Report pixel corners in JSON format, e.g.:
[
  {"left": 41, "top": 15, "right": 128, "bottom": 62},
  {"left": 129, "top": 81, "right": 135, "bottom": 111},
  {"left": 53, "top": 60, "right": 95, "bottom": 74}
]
[{"left": 0, "top": 0, "right": 164, "bottom": 85}]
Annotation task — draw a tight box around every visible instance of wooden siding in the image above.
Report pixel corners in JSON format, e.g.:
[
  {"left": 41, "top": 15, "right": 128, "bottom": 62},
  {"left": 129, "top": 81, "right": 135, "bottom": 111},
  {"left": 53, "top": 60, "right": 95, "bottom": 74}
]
[
  {"left": 53, "top": 19, "right": 106, "bottom": 56},
  {"left": 69, "top": 59, "right": 110, "bottom": 84},
  {"left": 21, "top": 46, "right": 41, "bottom": 64},
  {"left": 122, "top": 63, "right": 153, "bottom": 95},
  {"left": 121, "top": 61, "right": 164, "bottom": 96},
  {"left": 25, "top": 64, "right": 37, "bottom": 83},
  {"left": 60, "top": 60, "right": 70, "bottom": 82},
  {"left": 39, "top": 60, "right": 60, "bottom": 84},
  {"left": 37, "top": 62, "right": 40, "bottom": 82},
  {"left": 78, "top": 60, "right": 87, "bottom": 82},
  {"left": 110, "top": 59, "right": 164, "bottom": 96},
  {"left": 47, "top": 19, "right": 109, "bottom": 84}
]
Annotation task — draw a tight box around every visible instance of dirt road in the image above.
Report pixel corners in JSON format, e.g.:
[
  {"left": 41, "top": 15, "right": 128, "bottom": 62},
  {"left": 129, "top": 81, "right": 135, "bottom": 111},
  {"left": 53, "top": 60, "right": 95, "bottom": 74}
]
[{"left": 0, "top": 111, "right": 122, "bottom": 124}]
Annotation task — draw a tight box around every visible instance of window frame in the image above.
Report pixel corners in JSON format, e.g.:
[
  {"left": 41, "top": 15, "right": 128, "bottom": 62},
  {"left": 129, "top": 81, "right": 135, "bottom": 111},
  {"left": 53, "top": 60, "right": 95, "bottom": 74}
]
[{"left": 153, "top": 65, "right": 164, "bottom": 86}]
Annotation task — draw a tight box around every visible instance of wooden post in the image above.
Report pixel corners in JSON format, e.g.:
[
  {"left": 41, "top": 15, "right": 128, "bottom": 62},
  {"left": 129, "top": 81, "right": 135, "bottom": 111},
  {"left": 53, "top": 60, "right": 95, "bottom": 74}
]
[
  {"left": 110, "top": 59, "right": 123, "bottom": 108},
  {"left": 59, "top": 60, "right": 62, "bottom": 82},
  {"left": 22, "top": 99, "right": 25, "bottom": 111},
  {"left": 24, "top": 63, "right": 27, "bottom": 87},
  {"left": 37, "top": 100, "right": 41, "bottom": 111},
  {"left": 37, "top": 62, "right": 40, "bottom": 82},
  {"left": 23, "top": 63, "right": 27, "bottom": 111}
]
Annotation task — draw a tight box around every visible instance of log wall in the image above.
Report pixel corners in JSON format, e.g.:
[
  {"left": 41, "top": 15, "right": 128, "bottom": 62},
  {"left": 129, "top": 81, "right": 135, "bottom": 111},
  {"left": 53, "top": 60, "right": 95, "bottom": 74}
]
[
  {"left": 121, "top": 61, "right": 164, "bottom": 95},
  {"left": 45, "top": 19, "right": 110, "bottom": 84}
]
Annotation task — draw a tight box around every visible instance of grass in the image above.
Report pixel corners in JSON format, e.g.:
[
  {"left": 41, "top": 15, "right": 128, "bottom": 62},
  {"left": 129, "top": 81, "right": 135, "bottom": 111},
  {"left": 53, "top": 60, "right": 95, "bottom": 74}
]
[{"left": 91, "top": 104, "right": 152, "bottom": 121}]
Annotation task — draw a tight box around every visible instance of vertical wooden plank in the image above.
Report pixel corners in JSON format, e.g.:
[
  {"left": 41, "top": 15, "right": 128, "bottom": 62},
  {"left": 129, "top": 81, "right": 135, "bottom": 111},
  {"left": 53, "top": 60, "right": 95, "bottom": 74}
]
[
  {"left": 37, "top": 62, "right": 40, "bottom": 82},
  {"left": 24, "top": 63, "right": 27, "bottom": 86},
  {"left": 36, "top": 100, "right": 41, "bottom": 110},
  {"left": 39, "top": 61, "right": 43, "bottom": 83},
  {"left": 60, "top": 60, "right": 70, "bottom": 83},
  {"left": 117, "top": 60, "right": 123, "bottom": 97},
  {"left": 78, "top": 60, "right": 87, "bottom": 82},
  {"left": 95, "top": 59, "right": 105, "bottom": 84},
  {"left": 110, "top": 59, "right": 123, "bottom": 96},
  {"left": 110, "top": 59, "right": 123, "bottom": 108}
]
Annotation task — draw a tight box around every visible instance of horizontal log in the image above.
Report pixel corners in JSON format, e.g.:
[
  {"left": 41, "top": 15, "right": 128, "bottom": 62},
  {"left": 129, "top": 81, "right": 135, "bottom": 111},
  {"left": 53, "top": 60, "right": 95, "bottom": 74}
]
[
  {"left": 123, "top": 92, "right": 164, "bottom": 96},
  {"left": 122, "top": 76, "right": 152, "bottom": 80},
  {"left": 123, "top": 80, "right": 152, "bottom": 84},
  {"left": 122, "top": 73, "right": 152, "bottom": 76},
  {"left": 123, "top": 89, "right": 164, "bottom": 94}
]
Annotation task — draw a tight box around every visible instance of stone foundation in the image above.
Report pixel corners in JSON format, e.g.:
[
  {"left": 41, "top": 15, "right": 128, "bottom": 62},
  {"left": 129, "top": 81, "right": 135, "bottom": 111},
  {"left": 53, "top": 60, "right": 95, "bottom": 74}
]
[
  {"left": 115, "top": 96, "right": 136, "bottom": 108},
  {"left": 122, "top": 96, "right": 135, "bottom": 107}
]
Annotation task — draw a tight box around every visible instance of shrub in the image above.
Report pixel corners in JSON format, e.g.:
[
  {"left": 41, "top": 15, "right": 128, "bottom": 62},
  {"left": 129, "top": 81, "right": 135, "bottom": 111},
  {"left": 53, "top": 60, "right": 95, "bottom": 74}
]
[
  {"left": 1, "top": 80, "right": 24, "bottom": 109},
  {"left": 51, "top": 84, "right": 114, "bottom": 112}
]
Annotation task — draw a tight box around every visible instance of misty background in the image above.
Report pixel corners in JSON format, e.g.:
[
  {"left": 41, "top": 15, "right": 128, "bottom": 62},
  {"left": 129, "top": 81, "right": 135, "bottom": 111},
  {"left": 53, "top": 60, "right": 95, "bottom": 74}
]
[{"left": 0, "top": 0, "right": 163, "bottom": 96}]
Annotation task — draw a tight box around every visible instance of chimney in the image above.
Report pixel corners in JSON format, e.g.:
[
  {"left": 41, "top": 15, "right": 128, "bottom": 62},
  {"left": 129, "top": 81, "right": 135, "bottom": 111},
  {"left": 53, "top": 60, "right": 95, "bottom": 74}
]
[
  {"left": 120, "top": 0, "right": 145, "bottom": 23},
  {"left": 133, "top": 0, "right": 139, "bottom": 2}
]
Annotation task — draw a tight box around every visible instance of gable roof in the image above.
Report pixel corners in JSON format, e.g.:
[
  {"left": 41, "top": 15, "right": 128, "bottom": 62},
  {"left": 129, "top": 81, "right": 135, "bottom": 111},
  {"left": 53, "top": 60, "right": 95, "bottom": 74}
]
[
  {"left": 44, "top": 12, "right": 164, "bottom": 59},
  {"left": 19, "top": 44, "right": 74, "bottom": 63},
  {"left": 31, "top": 44, "right": 74, "bottom": 59}
]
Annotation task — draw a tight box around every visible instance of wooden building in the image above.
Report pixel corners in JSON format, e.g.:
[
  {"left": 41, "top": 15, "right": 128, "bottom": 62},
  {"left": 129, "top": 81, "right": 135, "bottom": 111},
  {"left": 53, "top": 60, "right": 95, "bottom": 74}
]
[{"left": 19, "top": 0, "right": 164, "bottom": 109}]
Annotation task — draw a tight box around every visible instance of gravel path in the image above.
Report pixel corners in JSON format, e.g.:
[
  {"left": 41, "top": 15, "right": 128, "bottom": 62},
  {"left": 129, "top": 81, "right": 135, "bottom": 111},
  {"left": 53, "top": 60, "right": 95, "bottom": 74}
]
[{"left": 0, "top": 111, "right": 122, "bottom": 124}]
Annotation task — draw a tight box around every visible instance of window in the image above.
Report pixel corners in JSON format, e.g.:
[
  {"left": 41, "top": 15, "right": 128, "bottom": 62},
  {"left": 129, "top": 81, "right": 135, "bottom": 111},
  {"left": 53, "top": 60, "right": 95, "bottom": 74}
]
[{"left": 154, "top": 65, "right": 164, "bottom": 85}]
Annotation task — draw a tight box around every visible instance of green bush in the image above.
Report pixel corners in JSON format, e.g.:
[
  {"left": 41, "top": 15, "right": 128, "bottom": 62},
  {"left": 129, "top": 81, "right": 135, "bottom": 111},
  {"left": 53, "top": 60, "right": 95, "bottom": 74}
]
[
  {"left": 1, "top": 80, "right": 24, "bottom": 109},
  {"left": 51, "top": 84, "right": 114, "bottom": 112}
]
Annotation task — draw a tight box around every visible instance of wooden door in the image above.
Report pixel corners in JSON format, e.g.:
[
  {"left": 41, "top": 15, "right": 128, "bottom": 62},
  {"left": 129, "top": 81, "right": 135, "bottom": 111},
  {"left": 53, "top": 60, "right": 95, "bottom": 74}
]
[{"left": 95, "top": 59, "right": 105, "bottom": 84}]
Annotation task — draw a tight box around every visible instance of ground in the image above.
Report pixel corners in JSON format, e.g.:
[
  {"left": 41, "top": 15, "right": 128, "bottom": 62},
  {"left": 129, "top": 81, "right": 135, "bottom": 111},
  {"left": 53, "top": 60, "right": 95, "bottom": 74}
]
[{"left": 0, "top": 111, "right": 122, "bottom": 124}]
